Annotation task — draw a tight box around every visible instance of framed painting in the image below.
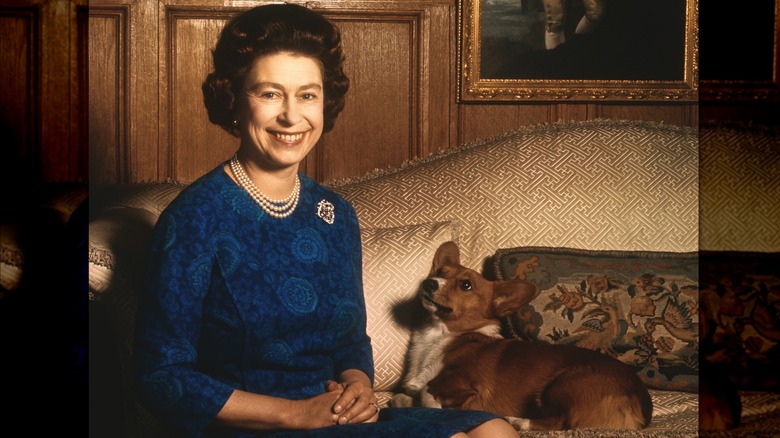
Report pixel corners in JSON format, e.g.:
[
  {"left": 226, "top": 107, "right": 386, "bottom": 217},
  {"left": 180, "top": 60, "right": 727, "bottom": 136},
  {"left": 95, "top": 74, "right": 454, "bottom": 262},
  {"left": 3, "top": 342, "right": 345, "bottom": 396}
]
[
  {"left": 699, "top": 0, "right": 780, "bottom": 101},
  {"left": 458, "top": 0, "right": 698, "bottom": 102}
]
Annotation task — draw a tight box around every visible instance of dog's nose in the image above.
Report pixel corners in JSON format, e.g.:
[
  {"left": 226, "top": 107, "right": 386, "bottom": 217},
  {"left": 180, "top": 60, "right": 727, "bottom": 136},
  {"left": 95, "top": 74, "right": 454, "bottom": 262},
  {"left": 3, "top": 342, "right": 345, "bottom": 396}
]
[{"left": 422, "top": 278, "right": 439, "bottom": 293}]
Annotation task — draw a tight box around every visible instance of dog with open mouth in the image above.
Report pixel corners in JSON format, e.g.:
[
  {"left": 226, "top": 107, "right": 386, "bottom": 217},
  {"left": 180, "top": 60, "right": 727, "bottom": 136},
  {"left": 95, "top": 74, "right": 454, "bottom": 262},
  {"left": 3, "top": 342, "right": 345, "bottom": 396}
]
[{"left": 391, "top": 241, "right": 653, "bottom": 431}]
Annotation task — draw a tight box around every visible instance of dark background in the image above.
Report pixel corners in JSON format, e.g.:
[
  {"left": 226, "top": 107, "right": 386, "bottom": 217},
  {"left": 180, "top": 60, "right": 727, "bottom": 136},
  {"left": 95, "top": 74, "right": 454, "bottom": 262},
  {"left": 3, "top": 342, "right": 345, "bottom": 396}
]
[{"left": 481, "top": 0, "right": 688, "bottom": 80}]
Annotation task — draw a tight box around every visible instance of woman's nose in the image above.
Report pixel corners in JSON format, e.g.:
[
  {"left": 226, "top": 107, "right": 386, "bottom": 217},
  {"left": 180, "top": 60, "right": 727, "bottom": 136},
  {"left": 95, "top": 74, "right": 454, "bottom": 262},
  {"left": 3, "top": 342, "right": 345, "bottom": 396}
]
[{"left": 279, "top": 99, "right": 302, "bottom": 125}]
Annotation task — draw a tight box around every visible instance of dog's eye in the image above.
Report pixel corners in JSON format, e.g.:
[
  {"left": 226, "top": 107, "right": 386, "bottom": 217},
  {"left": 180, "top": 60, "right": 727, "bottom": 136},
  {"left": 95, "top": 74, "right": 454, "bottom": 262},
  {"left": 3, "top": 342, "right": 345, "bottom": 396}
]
[{"left": 459, "top": 280, "right": 472, "bottom": 291}]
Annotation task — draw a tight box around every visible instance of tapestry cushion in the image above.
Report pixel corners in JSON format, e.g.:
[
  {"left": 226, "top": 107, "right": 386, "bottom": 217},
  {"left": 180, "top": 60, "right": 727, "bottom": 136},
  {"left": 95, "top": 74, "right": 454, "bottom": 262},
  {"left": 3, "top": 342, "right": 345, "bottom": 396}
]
[
  {"left": 492, "top": 246, "right": 699, "bottom": 392},
  {"left": 360, "top": 220, "right": 459, "bottom": 392},
  {"left": 700, "top": 251, "right": 780, "bottom": 391}
]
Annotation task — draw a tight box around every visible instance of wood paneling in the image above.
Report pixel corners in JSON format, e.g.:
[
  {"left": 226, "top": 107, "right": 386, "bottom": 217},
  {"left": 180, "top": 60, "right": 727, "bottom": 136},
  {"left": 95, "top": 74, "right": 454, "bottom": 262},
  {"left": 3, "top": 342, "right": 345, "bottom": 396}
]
[
  {"left": 88, "top": 6, "right": 126, "bottom": 183},
  {"left": 162, "top": 7, "right": 235, "bottom": 182},
  {"left": 311, "top": 1, "right": 455, "bottom": 181},
  {"left": 1, "top": 0, "right": 87, "bottom": 185},
  {"left": 0, "top": 7, "right": 37, "bottom": 182},
  {"left": 86, "top": 0, "right": 699, "bottom": 185}
]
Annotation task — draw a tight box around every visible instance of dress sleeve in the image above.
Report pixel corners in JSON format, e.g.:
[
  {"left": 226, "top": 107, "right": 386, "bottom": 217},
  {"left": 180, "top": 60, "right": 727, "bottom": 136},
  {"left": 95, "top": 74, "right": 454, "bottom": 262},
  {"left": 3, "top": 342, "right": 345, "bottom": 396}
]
[
  {"left": 331, "top": 203, "right": 375, "bottom": 384},
  {"left": 133, "top": 205, "right": 234, "bottom": 436}
]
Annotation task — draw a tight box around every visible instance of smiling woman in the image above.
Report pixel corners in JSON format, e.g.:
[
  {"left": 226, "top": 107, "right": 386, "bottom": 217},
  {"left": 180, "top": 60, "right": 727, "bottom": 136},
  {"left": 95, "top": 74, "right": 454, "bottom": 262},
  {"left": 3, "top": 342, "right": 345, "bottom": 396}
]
[
  {"left": 234, "top": 52, "right": 325, "bottom": 191},
  {"left": 133, "top": 3, "right": 516, "bottom": 438}
]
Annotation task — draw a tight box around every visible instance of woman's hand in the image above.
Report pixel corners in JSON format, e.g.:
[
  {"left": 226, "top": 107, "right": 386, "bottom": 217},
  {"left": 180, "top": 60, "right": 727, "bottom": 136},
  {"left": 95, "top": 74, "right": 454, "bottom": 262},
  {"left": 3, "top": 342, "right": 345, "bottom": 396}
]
[
  {"left": 326, "top": 373, "right": 380, "bottom": 425},
  {"left": 290, "top": 387, "right": 345, "bottom": 429}
]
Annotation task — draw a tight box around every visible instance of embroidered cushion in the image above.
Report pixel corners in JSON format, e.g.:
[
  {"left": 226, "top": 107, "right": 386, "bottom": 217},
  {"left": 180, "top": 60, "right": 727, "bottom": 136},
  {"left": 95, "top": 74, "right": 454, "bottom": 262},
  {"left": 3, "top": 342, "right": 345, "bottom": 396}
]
[
  {"left": 700, "top": 251, "right": 780, "bottom": 391},
  {"left": 492, "top": 246, "right": 699, "bottom": 392}
]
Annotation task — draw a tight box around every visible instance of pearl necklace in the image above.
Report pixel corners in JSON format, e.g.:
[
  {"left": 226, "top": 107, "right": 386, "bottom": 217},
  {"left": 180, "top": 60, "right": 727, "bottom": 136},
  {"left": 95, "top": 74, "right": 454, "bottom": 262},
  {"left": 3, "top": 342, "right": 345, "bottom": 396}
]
[{"left": 229, "top": 154, "right": 300, "bottom": 219}]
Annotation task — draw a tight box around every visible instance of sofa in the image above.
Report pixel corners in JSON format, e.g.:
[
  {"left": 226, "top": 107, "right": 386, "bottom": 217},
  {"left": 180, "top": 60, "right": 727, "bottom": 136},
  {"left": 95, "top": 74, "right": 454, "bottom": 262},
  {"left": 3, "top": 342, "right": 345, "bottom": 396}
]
[
  {"left": 1, "top": 183, "right": 88, "bottom": 296},
  {"left": 88, "top": 119, "right": 779, "bottom": 437}
]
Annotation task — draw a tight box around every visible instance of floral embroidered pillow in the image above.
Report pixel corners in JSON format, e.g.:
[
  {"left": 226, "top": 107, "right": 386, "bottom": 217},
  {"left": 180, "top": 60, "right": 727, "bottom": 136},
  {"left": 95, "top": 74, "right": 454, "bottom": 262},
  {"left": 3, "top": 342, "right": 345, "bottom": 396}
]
[
  {"left": 492, "top": 246, "right": 699, "bottom": 392},
  {"left": 700, "top": 251, "right": 780, "bottom": 391}
]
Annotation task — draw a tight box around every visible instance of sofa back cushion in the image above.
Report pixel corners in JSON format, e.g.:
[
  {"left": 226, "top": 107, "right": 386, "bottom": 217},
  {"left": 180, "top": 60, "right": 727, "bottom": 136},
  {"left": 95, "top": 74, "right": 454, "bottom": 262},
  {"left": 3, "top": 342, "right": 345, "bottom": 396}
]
[
  {"left": 699, "top": 122, "right": 780, "bottom": 252},
  {"left": 329, "top": 119, "right": 699, "bottom": 270}
]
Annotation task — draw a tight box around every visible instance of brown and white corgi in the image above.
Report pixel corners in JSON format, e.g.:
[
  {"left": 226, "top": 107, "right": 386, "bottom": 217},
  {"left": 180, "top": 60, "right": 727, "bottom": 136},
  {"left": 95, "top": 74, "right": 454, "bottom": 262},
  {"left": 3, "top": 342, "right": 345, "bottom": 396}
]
[{"left": 392, "top": 241, "right": 653, "bottom": 431}]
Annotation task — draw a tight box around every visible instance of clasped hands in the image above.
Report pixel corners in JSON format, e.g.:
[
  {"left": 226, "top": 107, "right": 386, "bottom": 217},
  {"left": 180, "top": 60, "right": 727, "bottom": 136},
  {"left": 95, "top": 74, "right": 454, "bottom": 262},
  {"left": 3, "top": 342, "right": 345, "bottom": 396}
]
[{"left": 324, "top": 379, "right": 380, "bottom": 425}]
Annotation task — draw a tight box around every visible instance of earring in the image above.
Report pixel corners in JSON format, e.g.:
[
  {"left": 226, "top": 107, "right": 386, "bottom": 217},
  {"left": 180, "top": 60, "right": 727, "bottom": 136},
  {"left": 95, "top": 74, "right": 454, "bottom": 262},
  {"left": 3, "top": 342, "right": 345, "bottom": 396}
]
[{"left": 232, "top": 119, "right": 239, "bottom": 126}]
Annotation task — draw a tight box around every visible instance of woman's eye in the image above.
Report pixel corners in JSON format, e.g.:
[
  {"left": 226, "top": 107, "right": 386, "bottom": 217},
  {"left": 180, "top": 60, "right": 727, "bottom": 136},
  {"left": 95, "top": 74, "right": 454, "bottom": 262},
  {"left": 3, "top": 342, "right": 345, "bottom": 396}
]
[
  {"left": 300, "top": 93, "right": 318, "bottom": 101},
  {"left": 460, "top": 280, "right": 472, "bottom": 291}
]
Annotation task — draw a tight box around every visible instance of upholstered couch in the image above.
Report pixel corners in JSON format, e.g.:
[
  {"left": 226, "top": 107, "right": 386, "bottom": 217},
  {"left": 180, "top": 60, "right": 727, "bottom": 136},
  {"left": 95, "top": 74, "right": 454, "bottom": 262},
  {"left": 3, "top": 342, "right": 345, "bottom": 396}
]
[
  {"left": 88, "top": 119, "right": 779, "bottom": 437},
  {"left": 1, "top": 183, "right": 87, "bottom": 296}
]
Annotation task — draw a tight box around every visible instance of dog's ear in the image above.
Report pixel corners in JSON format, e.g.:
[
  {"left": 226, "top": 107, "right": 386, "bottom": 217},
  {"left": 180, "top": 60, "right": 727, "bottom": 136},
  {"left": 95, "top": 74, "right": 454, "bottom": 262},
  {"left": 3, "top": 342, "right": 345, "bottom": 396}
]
[
  {"left": 491, "top": 280, "right": 538, "bottom": 318},
  {"left": 430, "top": 241, "right": 460, "bottom": 275}
]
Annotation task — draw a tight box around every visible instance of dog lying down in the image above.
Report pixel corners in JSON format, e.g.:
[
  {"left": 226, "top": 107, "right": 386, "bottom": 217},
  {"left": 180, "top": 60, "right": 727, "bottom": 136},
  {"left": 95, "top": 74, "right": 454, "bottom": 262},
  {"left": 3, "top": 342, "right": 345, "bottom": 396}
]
[{"left": 391, "top": 241, "right": 653, "bottom": 431}]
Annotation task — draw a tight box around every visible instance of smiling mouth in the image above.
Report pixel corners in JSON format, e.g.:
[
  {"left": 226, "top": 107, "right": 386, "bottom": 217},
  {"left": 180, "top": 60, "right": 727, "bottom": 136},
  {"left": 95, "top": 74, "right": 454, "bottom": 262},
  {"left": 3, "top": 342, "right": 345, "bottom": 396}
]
[
  {"left": 422, "top": 293, "right": 453, "bottom": 315},
  {"left": 274, "top": 132, "right": 304, "bottom": 143}
]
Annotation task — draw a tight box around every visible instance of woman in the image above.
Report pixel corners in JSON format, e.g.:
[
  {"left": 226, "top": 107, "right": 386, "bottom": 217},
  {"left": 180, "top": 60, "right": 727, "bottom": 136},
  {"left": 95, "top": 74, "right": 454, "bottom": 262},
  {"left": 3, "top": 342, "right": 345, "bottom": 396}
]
[{"left": 134, "top": 4, "right": 516, "bottom": 437}]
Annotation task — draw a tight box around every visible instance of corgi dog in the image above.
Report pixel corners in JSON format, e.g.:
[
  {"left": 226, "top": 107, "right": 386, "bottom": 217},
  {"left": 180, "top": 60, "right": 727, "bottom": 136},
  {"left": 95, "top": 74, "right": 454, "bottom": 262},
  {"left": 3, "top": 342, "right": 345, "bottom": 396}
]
[{"left": 391, "top": 241, "right": 653, "bottom": 431}]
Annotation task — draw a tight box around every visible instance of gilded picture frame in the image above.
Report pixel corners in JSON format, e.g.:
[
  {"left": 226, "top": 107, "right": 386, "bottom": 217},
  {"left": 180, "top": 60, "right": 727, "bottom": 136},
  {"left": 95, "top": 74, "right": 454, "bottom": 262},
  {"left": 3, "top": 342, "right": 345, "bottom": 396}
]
[
  {"left": 699, "top": 0, "right": 780, "bottom": 102},
  {"left": 458, "top": 0, "right": 698, "bottom": 102}
]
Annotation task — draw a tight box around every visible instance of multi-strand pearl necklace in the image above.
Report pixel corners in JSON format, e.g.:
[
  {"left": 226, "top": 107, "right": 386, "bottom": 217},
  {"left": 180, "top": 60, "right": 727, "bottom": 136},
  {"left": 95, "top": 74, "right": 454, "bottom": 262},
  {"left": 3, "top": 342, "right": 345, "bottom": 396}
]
[{"left": 229, "top": 154, "right": 300, "bottom": 219}]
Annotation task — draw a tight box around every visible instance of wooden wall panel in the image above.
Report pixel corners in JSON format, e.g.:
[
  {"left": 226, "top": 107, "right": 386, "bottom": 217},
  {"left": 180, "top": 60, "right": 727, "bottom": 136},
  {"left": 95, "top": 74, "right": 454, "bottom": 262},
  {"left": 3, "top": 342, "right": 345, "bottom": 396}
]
[
  {"left": 312, "top": 11, "right": 416, "bottom": 182},
  {"left": 40, "top": 0, "right": 71, "bottom": 181},
  {"left": 331, "top": 18, "right": 410, "bottom": 177},
  {"left": 162, "top": 7, "right": 236, "bottom": 182},
  {"left": 129, "top": 0, "right": 161, "bottom": 182},
  {"left": 88, "top": 6, "right": 126, "bottom": 184},
  {"left": 457, "top": 104, "right": 551, "bottom": 144},
  {"left": 310, "top": 1, "right": 455, "bottom": 182},
  {"left": 0, "top": 7, "right": 37, "bottom": 183},
  {"left": 594, "top": 104, "right": 698, "bottom": 127},
  {"left": 1, "top": 0, "right": 87, "bottom": 184}
]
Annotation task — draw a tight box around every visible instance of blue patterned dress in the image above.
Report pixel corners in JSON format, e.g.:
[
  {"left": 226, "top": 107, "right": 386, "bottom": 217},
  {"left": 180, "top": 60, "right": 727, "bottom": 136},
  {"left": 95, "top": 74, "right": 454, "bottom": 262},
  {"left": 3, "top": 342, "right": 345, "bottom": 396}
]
[{"left": 134, "top": 165, "right": 501, "bottom": 437}]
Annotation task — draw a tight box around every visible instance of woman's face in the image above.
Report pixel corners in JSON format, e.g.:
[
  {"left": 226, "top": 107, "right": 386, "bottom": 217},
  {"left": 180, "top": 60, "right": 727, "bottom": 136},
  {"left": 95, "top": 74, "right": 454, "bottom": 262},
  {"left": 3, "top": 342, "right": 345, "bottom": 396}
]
[{"left": 237, "top": 52, "right": 324, "bottom": 172}]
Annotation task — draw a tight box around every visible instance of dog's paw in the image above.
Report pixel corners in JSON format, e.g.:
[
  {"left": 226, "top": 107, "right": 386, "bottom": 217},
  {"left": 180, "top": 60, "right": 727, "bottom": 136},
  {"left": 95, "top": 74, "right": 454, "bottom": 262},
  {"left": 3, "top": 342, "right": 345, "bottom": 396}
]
[
  {"left": 505, "top": 417, "right": 531, "bottom": 431},
  {"left": 406, "top": 381, "right": 423, "bottom": 393},
  {"left": 420, "top": 391, "right": 442, "bottom": 409},
  {"left": 390, "top": 393, "right": 415, "bottom": 408}
]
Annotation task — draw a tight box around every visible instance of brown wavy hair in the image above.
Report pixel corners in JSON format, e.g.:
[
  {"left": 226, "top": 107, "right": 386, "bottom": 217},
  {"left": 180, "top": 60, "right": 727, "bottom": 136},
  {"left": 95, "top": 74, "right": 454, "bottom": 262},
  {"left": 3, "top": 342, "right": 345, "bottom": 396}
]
[{"left": 202, "top": 4, "right": 349, "bottom": 135}]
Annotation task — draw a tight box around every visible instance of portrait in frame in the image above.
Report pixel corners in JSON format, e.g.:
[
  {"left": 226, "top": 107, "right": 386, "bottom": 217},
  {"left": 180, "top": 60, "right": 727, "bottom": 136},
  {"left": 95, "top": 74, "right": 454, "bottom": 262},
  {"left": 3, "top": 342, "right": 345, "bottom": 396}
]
[
  {"left": 458, "top": 0, "right": 699, "bottom": 102},
  {"left": 699, "top": 0, "right": 780, "bottom": 101}
]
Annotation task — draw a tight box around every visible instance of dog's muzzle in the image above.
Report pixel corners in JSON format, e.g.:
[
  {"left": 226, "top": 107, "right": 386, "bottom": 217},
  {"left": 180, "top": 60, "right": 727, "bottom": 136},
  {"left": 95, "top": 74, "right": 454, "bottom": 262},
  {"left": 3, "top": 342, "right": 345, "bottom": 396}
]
[{"left": 421, "top": 278, "right": 453, "bottom": 315}]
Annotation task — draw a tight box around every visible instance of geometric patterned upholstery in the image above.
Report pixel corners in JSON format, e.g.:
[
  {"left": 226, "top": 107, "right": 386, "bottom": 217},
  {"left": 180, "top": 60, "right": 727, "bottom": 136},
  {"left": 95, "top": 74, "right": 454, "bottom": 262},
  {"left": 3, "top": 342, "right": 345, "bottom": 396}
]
[
  {"left": 699, "top": 122, "right": 780, "bottom": 252},
  {"left": 330, "top": 119, "right": 699, "bottom": 269},
  {"left": 360, "top": 220, "right": 458, "bottom": 395}
]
